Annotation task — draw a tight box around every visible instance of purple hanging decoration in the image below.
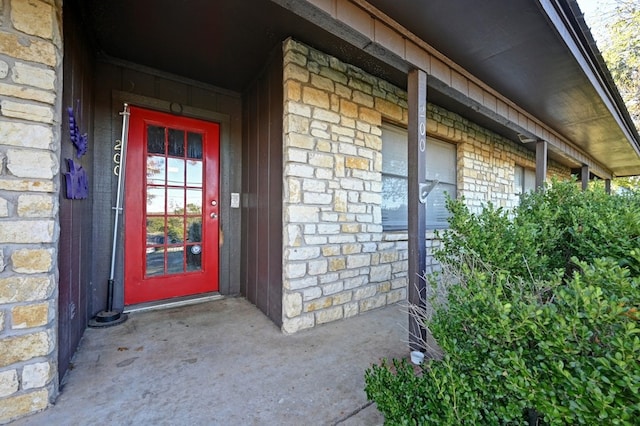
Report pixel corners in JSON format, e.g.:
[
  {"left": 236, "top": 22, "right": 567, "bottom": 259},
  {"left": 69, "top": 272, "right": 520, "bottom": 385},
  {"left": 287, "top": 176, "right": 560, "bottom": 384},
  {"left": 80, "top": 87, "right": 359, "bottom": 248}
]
[
  {"left": 67, "top": 105, "right": 88, "bottom": 158},
  {"left": 65, "top": 101, "right": 89, "bottom": 199},
  {"left": 63, "top": 159, "right": 89, "bottom": 199}
]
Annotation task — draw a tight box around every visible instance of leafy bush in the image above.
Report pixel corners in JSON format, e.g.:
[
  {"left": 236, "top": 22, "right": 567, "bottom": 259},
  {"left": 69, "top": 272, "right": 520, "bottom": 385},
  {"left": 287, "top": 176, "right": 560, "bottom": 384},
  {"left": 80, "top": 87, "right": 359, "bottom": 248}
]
[
  {"left": 438, "top": 179, "right": 640, "bottom": 280},
  {"left": 365, "top": 181, "right": 640, "bottom": 425}
]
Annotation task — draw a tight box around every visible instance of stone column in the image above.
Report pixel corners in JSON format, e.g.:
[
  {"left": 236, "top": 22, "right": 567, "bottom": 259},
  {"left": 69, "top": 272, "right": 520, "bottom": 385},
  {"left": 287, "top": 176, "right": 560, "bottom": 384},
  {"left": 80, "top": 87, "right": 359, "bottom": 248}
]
[
  {"left": 280, "top": 39, "right": 409, "bottom": 333},
  {"left": 0, "top": 0, "right": 62, "bottom": 422}
]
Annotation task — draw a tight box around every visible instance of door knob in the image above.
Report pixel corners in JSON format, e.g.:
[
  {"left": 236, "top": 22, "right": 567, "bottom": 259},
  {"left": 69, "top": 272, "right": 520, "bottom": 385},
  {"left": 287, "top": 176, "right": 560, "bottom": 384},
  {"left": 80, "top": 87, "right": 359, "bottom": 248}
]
[{"left": 210, "top": 212, "right": 217, "bottom": 219}]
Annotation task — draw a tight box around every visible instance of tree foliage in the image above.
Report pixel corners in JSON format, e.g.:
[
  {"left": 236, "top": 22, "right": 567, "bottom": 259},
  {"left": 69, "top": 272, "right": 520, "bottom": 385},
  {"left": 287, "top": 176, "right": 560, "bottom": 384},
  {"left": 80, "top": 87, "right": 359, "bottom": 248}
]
[
  {"left": 585, "top": 1, "right": 640, "bottom": 189},
  {"left": 598, "top": 0, "right": 640, "bottom": 126}
]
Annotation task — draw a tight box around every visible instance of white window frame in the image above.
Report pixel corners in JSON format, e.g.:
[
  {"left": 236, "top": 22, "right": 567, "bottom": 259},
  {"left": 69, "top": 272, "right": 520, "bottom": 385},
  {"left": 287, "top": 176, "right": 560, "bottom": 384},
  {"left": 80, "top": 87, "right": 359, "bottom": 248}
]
[
  {"left": 381, "top": 123, "right": 457, "bottom": 230},
  {"left": 515, "top": 165, "right": 536, "bottom": 196}
]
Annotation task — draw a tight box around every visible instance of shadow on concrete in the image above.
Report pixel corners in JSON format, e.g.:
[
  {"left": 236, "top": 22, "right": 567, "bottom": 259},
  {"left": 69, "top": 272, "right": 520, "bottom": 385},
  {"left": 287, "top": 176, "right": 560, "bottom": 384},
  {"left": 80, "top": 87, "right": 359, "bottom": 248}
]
[{"left": 16, "top": 297, "right": 408, "bottom": 425}]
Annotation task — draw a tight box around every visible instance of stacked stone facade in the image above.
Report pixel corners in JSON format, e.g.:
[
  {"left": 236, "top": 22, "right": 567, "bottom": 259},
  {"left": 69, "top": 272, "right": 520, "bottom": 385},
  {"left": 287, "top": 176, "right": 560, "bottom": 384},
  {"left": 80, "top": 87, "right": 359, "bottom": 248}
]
[
  {"left": 281, "top": 39, "right": 571, "bottom": 333},
  {"left": 443, "top": 106, "right": 571, "bottom": 212},
  {"left": 0, "top": 0, "right": 62, "bottom": 422}
]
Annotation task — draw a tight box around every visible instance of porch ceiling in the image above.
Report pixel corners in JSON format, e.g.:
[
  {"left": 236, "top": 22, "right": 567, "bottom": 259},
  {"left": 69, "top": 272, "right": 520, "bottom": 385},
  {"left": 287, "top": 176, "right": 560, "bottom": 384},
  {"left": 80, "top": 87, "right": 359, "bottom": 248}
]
[
  {"left": 79, "top": 0, "right": 640, "bottom": 177},
  {"left": 80, "top": 0, "right": 405, "bottom": 93}
]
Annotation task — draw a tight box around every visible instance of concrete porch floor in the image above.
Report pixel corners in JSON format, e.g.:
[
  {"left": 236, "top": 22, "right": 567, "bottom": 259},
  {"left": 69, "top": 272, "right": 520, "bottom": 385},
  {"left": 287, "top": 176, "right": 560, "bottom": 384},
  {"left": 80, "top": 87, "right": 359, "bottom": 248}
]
[{"left": 15, "top": 297, "right": 409, "bottom": 425}]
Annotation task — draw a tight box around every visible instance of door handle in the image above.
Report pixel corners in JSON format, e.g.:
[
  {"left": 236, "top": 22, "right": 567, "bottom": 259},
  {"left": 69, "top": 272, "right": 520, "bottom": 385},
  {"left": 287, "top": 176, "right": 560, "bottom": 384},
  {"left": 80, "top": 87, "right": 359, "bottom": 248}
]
[{"left": 210, "top": 212, "right": 217, "bottom": 219}]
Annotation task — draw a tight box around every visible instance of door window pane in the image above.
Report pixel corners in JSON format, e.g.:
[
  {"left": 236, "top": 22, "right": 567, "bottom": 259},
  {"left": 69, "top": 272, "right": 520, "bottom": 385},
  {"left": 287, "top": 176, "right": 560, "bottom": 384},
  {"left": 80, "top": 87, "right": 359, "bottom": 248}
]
[
  {"left": 186, "top": 189, "right": 202, "bottom": 214},
  {"left": 166, "top": 217, "right": 184, "bottom": 244},
  {"left": 186, "top": 245, "right": 202, "bottom": 272},
  {"left": 146, "top": 187, "right": 165, "bottom": 214},
  {"left": 147, "top": 156, "right": 166, "bottom": 184},
  {"left": 167, "top": 158, "right": 185, "bottom": 186},
  {"left": 167, "top": 188, "right": 185, "bottom": 214},
  {"left": 146, "top": 216, "right": 165, "bottom": 246},
  {"left": 168, "top": 129, "right": 185, "bottom": 157},
  {"left": 187, "top": 132, "right": 203, "bottom": 159},
  {"left": 166, "top": 247, "right": 185, "bottom": 274},
  {"left": 147, "top": 126, "right": 165, "bottom": 154},
  {"left": 187, "top": 218, "right": 202, "bottom": 243},
  {"left": 186, "top": 160, "right": 203, "bottom": 187},
  {"left": 146, "top": 250, "right": 165, "bottom": 277}
]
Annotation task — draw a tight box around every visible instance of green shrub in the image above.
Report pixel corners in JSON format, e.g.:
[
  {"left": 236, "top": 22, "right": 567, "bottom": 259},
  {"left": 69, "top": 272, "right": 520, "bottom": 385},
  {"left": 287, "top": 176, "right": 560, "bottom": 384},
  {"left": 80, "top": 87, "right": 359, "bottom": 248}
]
[
  {"left": 438, "top": 179, "right": 640, "bottom": 280},
  {"left": 365, "top": 181, "right": 640, "bottom": 425}
]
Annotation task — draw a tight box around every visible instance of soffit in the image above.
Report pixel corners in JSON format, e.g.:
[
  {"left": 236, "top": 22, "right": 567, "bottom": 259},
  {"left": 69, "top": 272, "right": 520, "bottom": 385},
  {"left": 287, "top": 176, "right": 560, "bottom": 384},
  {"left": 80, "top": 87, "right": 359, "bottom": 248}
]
[
  {"left": 366, "top": 0, "right": 640, "bottom": 176},
  {"left": 80, "top": 0, "right": 405, "bottom": 92}
]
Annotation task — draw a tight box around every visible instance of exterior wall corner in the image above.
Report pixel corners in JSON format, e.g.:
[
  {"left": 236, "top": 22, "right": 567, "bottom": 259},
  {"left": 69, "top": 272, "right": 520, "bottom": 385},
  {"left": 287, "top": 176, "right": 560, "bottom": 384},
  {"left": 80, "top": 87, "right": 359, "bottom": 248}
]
[{"left": 0, "top": 0, "right": 63, "bottom": 422}]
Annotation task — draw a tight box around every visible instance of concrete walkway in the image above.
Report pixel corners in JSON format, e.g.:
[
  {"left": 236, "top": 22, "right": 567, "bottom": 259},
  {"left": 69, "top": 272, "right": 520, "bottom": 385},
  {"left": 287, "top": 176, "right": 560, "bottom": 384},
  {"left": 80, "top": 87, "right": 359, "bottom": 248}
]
[{"left": 15, "top": 297, "right": 409, "bottom": 425}]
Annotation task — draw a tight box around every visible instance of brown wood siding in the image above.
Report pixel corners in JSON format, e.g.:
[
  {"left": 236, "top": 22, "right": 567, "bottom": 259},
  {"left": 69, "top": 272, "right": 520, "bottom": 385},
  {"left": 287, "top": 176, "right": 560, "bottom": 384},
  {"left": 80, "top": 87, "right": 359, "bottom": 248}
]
[
  {"left": 241, "top": 49, "right": 284, "bottom": 326},
  {"left": 90, "top": 61, "right": 243, "bottom": 314},
  {"left": 59, "top": 2, "right": 95, "bottom": 380}
]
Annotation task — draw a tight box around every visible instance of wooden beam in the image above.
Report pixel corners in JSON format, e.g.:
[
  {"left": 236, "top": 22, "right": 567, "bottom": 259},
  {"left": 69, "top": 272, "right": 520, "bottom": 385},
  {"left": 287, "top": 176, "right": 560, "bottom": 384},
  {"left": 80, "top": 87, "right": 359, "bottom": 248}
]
[
  {"left": 407, "top": 68, "right": 427, "bottom": 352},
  {"left": 605, "top": 179, "right": 611, "bottom": 194},
  {"left": 535, "top": 140, "right": 548, "bottom": 191}
]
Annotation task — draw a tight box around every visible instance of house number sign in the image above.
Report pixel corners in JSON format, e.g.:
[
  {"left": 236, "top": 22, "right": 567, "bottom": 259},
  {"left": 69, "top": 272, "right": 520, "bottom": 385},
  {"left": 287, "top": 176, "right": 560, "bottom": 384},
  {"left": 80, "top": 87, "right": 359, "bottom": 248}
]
[
  {"left": 113, "top": 139, "right": 122, "bottom": 176},
  {"left": 419, "top": 104, "right": 426, "bottom": 152}
]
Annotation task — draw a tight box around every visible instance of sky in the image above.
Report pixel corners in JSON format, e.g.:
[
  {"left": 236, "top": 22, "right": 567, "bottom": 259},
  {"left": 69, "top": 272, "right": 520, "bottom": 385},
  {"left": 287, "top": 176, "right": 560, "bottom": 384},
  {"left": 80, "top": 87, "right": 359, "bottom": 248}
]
[
  {"left": 576, "top": 0, "right": 619, "bottom": 43},
  {"left": 577, "top": 0, "right": 601, "bottom": 16}
]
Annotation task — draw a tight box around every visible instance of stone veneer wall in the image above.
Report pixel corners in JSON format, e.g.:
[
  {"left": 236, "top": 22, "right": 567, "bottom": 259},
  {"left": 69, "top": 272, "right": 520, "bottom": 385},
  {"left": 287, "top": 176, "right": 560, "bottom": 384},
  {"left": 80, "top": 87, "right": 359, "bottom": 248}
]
[
  {"left": 0, "top": 0, "right": 62, "bottom": 422},
  {"left": 281, "top": 39, "right": 571, "bottom": 333}
]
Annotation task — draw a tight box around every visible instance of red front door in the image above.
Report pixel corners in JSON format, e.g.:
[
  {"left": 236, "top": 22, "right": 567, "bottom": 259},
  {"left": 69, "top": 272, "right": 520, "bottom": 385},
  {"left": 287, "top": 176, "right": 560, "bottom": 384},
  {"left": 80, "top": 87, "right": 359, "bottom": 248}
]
[{"left": 124, "top": 106, "right": 220, "bottom": 305}]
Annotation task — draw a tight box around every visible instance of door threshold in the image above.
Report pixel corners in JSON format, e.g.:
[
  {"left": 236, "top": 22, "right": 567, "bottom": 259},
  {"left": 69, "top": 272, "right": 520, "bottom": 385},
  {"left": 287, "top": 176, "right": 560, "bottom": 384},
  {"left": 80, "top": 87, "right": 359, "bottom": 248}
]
[{"left": 124, "top": 293, "right": 224, "bottom": 314}]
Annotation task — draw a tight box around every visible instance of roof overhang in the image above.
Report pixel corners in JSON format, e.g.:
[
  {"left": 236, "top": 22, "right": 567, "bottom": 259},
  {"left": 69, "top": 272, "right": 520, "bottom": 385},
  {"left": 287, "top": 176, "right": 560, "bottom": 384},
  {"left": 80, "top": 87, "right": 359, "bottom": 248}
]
[
  {"left": 77, "top": 0, "right": 640, "bottom": 177},
  {"left": 362, "top": 0, "right": 640, "bottom": 177}
]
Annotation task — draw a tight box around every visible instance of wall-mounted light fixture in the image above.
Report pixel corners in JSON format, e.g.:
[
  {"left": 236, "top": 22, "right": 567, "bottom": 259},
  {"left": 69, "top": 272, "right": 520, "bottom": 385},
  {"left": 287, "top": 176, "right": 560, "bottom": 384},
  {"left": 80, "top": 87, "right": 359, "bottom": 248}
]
[{"left": 517, "top": 133, "right": 536, "bottom": 143}]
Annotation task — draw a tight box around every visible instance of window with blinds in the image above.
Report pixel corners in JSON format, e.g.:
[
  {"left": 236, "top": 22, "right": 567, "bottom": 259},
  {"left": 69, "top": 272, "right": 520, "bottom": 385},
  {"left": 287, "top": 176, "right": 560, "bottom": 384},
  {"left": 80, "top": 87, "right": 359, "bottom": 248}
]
[
  {"left": 515, "top": 165, "right": 536, "bottom": 196},
  {"left": 381, "top": 123, "right": 457, "bottom": 230}
]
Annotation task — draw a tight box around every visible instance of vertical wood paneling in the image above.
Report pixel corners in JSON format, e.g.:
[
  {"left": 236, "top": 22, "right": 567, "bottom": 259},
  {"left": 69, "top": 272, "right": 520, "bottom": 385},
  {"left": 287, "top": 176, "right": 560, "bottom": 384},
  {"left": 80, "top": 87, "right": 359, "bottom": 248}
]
[
  {"left": 268, "top": 50, "right": 284, "bottom": 324},
  {"left": 256, "top": 70, "right": 270, "bottom": 313},
  {"left": 91, "top": 63, "right": 122, "bottom": 316},
  {"left": 241, "top": 48, "right": 283, "bottom": 326},
  {"left": 246, "top": 84, "right": 259, "bottom": 305},
  {"left": 221, "top": 95, "right": 243, "bottom": 295},
  {"left": 59, "top": 2, "right": 95, "bottom": 380}
]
